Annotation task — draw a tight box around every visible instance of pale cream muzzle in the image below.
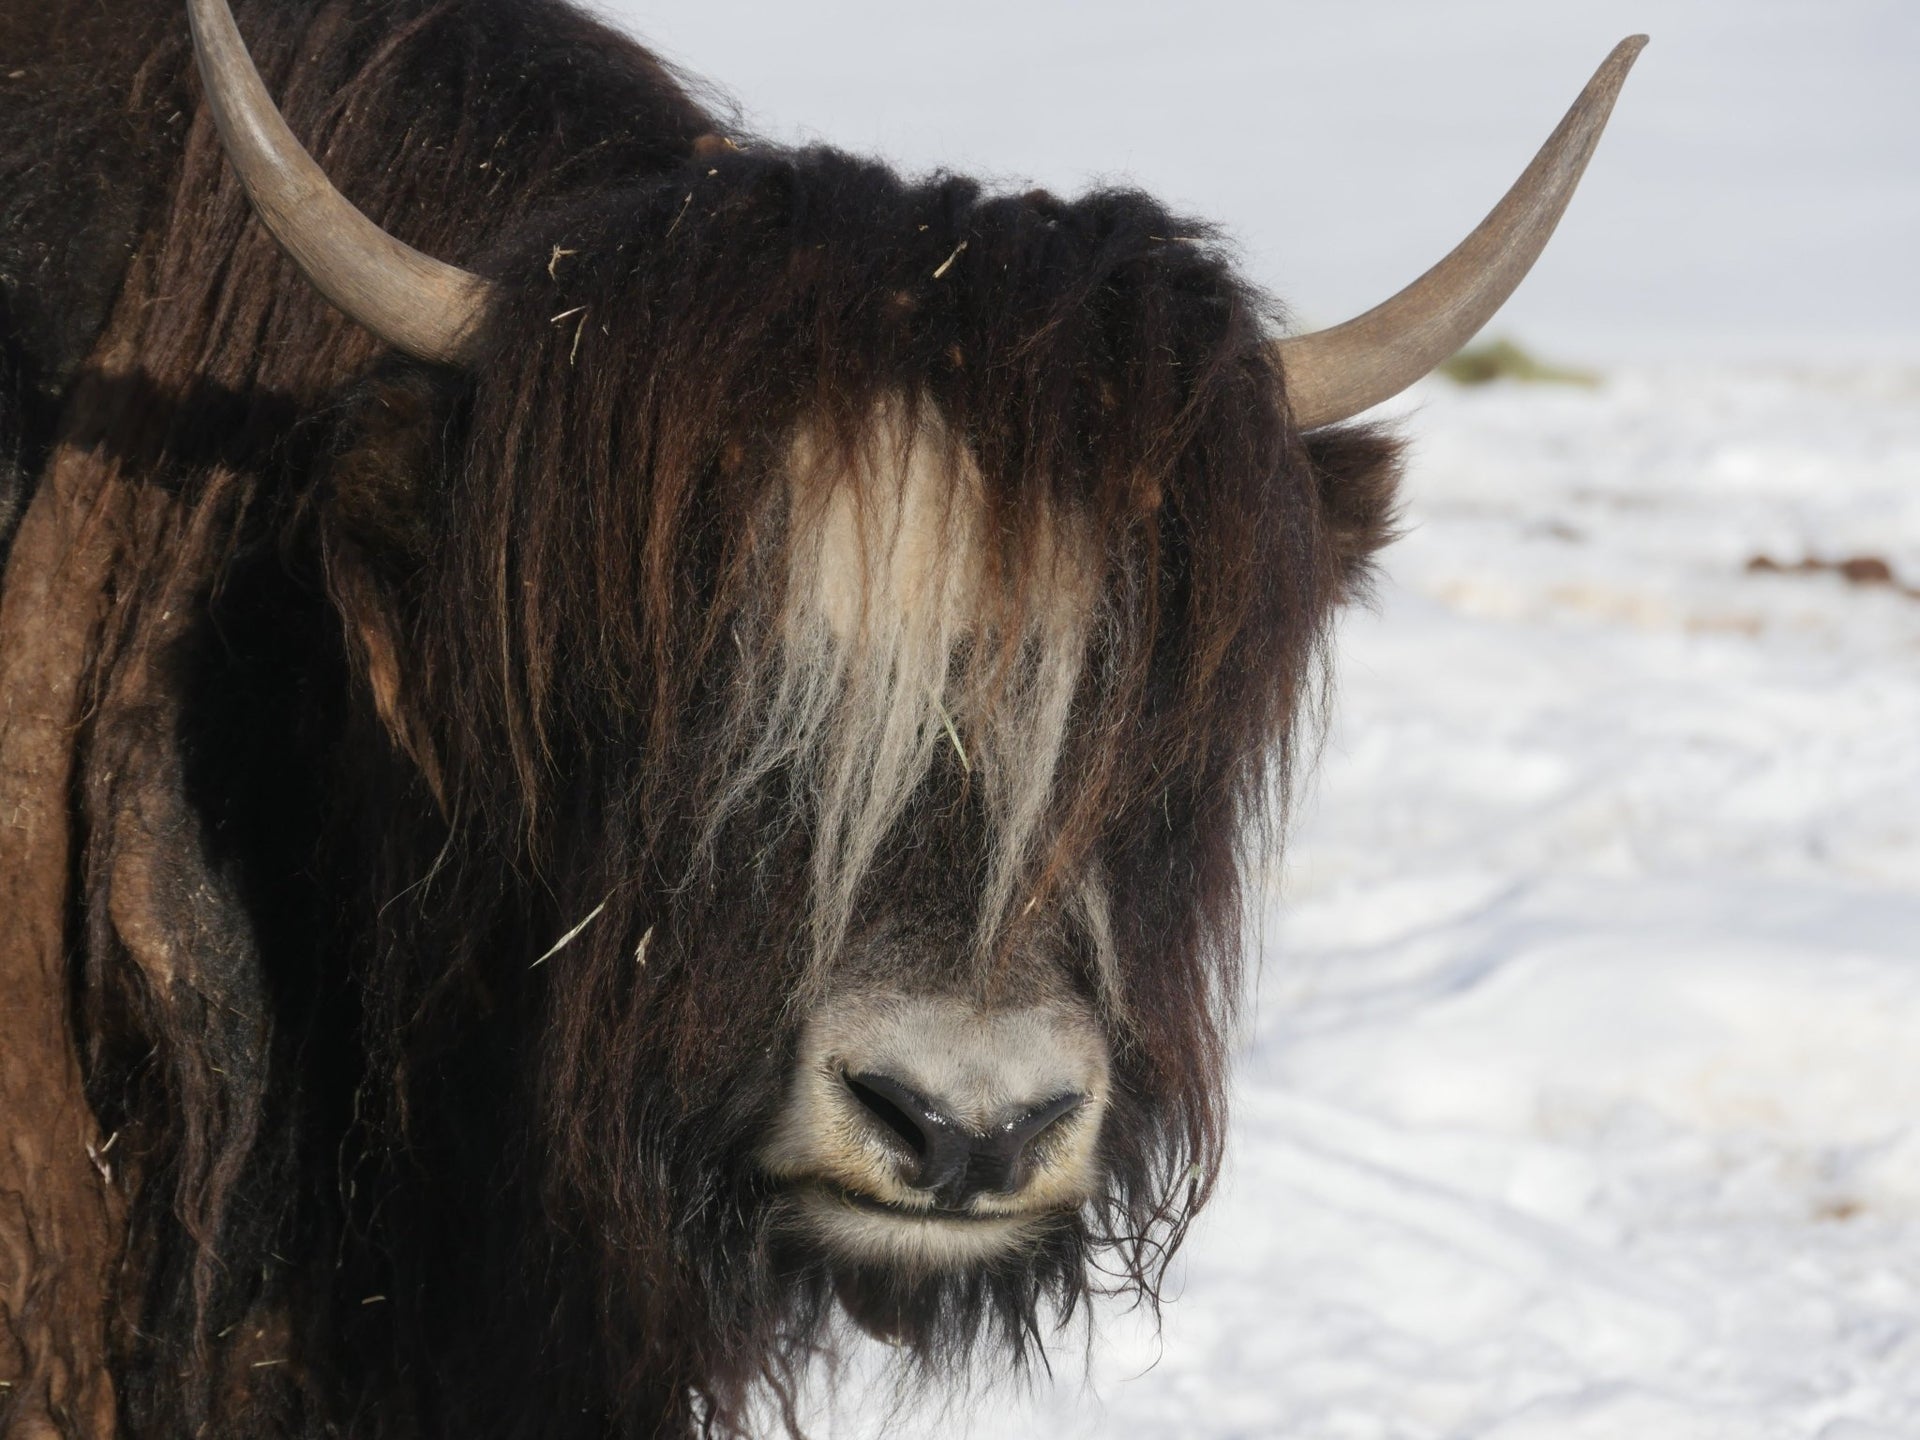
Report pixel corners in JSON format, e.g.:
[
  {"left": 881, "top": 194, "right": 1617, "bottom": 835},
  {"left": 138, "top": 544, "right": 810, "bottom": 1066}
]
[{"left": 759, "top": 993, "right": 1111, "bottom": 1270}]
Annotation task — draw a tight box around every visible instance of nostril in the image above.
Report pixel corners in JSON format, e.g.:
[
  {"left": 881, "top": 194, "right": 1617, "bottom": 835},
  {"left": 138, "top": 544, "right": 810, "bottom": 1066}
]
[
  {"left": 1004, "top": 1092, "right": 1084, "bottom": 1155},
  {"left": 978, "top": 1092, "right": 1084, "bottom": 1193},
  {"left": 843, "top": 1071, "right": 977, "bottom": 1199},
  {"left": 843, "top": 1071, "right": 934, "bottom": 1161}
]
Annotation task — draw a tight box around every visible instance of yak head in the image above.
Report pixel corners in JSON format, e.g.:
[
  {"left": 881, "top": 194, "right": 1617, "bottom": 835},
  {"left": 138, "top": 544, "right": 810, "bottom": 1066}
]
[{"left": 184, "top": 0, "right": 1641, "bottom": 1423}]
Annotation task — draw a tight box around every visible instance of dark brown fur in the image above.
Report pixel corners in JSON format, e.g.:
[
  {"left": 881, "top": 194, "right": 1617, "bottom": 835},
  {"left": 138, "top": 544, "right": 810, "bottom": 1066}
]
[{"left": 0, "top": 1, "right": 1402, "bottom": 1435}]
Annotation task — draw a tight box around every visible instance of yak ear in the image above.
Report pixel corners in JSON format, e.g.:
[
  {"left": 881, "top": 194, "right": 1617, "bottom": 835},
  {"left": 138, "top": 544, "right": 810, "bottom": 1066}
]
[
  {"left": 322, "top": 366, "right": 452, "bottom": 565},
  {"left": 319, "top": 368, "right": 454, "bottom": 805},
  {"left": 1304, "top": 424, "right": 1406, "bottom": 603}
]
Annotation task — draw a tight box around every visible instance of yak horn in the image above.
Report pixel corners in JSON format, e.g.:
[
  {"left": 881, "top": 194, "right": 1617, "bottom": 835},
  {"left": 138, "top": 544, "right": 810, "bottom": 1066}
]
[
  {"left": 186, "top": 0, "right": 495, "bottom": 365},
  {"left": 1274, "top": 36, "right": 1647, "bottom": 432}
]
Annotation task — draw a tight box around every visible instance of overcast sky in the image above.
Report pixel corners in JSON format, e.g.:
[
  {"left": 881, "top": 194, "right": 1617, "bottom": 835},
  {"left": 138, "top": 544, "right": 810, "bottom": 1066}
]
[{"left": 591, "top": 0, "right": 1918, "bottom": 365}]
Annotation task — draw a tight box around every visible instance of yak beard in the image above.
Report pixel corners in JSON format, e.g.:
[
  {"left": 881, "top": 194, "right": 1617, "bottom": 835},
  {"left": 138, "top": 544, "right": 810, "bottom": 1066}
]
[{"left": 541, "top": 1056, "right": 1190, "bottom": 1440}]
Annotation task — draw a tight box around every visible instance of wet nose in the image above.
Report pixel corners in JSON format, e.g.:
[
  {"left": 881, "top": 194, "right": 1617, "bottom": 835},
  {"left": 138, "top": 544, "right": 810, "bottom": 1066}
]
[{"left": 844, "top": 1070, "right": 1084, "bottom": 1209}]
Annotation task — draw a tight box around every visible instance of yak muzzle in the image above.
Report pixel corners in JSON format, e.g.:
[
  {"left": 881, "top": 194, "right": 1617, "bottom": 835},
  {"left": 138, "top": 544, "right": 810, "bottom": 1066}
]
[{"left": 760, "top": 992, "right": 1110, "bottom": 1269}]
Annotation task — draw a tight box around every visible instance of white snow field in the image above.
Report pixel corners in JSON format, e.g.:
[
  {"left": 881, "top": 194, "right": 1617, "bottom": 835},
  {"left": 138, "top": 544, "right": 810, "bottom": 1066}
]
[{"left": 787, "top": 365, "right": 1920, "bottom": 1439}]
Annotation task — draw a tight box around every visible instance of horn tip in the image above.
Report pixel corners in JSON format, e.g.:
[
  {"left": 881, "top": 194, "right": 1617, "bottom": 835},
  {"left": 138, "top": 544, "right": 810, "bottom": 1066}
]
[{"left": 1586, "top": 35, "right": 1650, "bottom": 105}]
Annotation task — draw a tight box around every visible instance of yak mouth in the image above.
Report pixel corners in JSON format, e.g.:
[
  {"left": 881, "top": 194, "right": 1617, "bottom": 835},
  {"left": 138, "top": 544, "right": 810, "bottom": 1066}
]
[
  {"left": 813, "top": 1180, "right": 1034, "bottom": 1224},
  {"left": 784, "top": 1179, "right": 1073, "bottom": 1271}
]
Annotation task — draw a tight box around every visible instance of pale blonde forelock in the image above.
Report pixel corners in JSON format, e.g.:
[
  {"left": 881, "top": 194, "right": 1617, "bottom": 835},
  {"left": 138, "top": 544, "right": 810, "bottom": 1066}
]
[{"left": 700, "top": 396, "right": 1100, "bottom": 988}]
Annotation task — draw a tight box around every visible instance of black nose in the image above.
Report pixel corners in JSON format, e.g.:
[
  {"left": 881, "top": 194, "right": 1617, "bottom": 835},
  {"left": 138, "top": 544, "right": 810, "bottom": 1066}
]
[{"left": 843, "top": 1071, "right": 1084, "bottom": 1209}]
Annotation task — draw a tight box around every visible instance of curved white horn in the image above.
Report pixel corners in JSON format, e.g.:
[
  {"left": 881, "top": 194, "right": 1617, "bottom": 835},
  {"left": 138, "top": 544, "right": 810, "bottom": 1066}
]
[
  {"left": 186, "top": 0, "right": 497, "bottom": 366},
  {"left": 1274, "top": 36, "right": 1647, "bottom": 432}
]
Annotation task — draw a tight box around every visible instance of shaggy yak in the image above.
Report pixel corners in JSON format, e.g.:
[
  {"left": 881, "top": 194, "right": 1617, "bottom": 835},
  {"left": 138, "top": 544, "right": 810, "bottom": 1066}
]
[{"left": 0, "top": 0, "right": 1642, "bottom": 1433}]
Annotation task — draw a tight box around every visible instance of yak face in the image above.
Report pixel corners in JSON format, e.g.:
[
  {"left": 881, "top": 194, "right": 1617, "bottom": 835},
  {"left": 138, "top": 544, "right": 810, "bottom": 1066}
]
[
  {"left": 317, "top": 147, "right": 1402, "bottom": 1406},
  {"left": 748, "top": 402, "right": 1116, "bottom": 1276}
]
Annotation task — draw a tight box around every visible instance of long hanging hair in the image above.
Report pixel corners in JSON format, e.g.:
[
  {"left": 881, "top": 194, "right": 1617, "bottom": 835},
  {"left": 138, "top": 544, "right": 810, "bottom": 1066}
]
[{"left": 3, "top": 0, "right": 1401, "bottom": 1434}]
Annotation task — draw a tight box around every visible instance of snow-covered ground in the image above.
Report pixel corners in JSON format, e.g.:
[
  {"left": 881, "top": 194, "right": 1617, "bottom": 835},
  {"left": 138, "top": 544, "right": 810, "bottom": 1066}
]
[{"left": 793, "top": 364, "right": 1920, "bottom": 1438}]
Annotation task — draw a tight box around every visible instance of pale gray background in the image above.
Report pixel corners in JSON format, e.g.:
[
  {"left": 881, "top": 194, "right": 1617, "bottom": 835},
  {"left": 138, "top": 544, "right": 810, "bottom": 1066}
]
[{"left": 591, "top": 0, "right": 1918, "bottom": 365}]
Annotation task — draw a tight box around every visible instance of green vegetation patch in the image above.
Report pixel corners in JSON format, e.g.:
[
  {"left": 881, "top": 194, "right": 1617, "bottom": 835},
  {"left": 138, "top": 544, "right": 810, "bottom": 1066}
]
[{"left": 1438, "top": 337, "right": 1599, "bottom": 388}]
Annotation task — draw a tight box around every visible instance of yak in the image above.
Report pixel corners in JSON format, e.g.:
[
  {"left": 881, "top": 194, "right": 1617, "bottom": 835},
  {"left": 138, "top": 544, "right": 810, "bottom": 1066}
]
[{"left": 0, "top": 0, "right": 1642, "bottom": 1434}]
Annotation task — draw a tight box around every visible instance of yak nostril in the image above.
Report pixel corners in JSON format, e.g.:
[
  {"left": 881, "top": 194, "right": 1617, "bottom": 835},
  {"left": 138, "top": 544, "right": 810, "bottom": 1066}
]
[
  {"left": 999, "top": 1092, "right": 1084, "bottom": 1157},
  {"left": 843, "top": 1071, "right": 976, "bottom": 1200},
  {"left": 843, "top": 1071, "right": 944, "bottom": 1163},
  {"left": 972, "top": 1092, "right": 1083, "bottom": 1195}
]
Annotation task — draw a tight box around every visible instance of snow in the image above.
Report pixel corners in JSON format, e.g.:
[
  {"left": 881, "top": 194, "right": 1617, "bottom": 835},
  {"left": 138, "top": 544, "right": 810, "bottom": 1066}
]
[{"left": 791, "top": 364, "right": 1920, "bottom": 1438}]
